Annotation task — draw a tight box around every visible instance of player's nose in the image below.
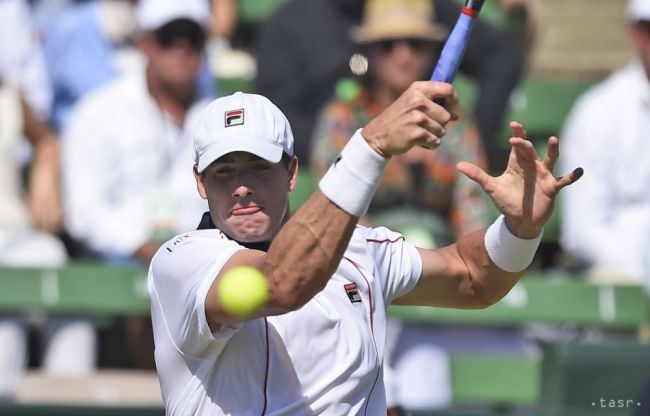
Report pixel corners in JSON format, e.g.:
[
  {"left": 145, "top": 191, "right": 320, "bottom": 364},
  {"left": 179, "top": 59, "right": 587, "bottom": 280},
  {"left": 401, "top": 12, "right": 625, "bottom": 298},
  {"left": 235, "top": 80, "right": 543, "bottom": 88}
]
[{"left": 232, "top": 184, "right": 253, "bottom": 198}]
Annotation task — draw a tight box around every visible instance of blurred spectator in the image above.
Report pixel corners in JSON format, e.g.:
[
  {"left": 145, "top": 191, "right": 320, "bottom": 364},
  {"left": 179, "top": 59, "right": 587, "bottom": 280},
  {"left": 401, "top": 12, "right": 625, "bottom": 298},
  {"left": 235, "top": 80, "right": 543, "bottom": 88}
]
[
  {"left": 560, "top": 0, "right": 650, "bottom": 285},
  {"left": 62, "top": 0, "right": 212, "bottom": 264},
  {"left": 0, "top": 82, "right": 95, "bottom": 398},
  {"left": 0, "top": 0, "right": 93, "bottom": 398},
  {"left": 309, "top": 0, "right": 500, "bottom": 410},
  {"left": 39, "top": 0, "right": 141, "bottom": 132},
  {"left": 39, "top": 0, "right": 216, "bottom": 134},
  {"left": 206, "top": 0, "right": 257, "bottom": 82},
  {"left": 498, "top": 0, "right": 535, "bottom": 51},
  {"left": 0, "top": 0, "right": 52, "bottom": 118},
  {"left": 210, "top": 0, "right": 237, "bottom": 40},
  {"left": 310, "top": 0, "right": 490, "bottom": 247},
  {"left": 60, "top": 0, "right": 214, "bottom": 371},
  {"left": 255, "top": 0, "right": 526, "bottom": 170}
]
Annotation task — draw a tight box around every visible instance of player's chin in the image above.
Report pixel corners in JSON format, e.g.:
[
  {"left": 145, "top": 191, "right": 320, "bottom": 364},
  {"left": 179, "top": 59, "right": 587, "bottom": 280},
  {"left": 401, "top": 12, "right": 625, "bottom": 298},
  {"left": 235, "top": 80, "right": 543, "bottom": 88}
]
[{"left": 227, "top": 217, "right": 273, "bottom": 243}]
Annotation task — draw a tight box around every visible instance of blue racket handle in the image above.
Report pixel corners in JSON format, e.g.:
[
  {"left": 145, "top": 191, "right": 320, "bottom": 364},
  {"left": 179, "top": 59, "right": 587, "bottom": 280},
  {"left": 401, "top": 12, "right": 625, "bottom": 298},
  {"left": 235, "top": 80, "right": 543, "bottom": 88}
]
[{"left": 430, "top": 10, "right": 477, "bottom": 84}]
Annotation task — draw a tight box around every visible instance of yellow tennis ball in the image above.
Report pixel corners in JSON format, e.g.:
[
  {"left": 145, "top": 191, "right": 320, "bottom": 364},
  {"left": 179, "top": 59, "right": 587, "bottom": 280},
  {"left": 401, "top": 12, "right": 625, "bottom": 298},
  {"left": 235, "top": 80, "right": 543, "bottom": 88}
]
[{"left": 218, "top": 266, "right": 269, "bottom": 317}]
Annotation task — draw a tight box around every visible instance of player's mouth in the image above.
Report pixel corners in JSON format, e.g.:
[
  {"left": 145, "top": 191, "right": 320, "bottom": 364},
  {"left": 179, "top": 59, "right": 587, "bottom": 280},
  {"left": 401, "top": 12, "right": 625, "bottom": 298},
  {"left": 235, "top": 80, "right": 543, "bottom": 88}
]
[{"left": 231, "top": 206, "right": 262, "bottom": 216}]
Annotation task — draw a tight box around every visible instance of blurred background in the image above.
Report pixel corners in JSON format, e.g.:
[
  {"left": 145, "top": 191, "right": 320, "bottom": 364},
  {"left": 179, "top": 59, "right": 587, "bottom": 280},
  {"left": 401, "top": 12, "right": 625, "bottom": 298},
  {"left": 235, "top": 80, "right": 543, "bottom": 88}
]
[{"left": 0, "top": 0, "right": 648, "bottom": 415}]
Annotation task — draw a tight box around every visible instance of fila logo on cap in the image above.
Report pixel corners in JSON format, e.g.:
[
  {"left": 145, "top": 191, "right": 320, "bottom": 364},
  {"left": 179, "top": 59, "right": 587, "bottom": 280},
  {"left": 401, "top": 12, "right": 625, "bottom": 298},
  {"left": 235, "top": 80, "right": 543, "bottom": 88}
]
[
  {"left": 224, "top": 109, "right": 244, "bottom": 127},
  {"left": 344, "top": 283, "right": 362, "bottom": 303}
]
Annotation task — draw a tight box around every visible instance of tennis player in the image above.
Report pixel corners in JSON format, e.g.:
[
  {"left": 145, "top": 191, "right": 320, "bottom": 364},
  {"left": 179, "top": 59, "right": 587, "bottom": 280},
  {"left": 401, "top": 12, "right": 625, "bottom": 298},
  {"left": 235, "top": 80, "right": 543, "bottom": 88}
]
[{"left": 148, "top": 85, "right": 582, "bottom": 415}]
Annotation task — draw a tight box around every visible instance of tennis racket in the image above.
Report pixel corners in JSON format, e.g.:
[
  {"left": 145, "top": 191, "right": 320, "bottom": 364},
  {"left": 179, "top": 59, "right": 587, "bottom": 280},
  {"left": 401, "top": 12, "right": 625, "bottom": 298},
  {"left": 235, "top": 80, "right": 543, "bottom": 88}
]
[{"left": 430, "top": 0, "right": 486, "bottom": 84}]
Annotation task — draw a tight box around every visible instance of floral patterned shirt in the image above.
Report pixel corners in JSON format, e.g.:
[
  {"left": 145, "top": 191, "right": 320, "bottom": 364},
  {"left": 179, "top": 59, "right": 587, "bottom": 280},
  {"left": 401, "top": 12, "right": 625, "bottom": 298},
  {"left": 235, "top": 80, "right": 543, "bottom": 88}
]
[{"left": 310, "top": 89, "right": 491, "bottom": 242}]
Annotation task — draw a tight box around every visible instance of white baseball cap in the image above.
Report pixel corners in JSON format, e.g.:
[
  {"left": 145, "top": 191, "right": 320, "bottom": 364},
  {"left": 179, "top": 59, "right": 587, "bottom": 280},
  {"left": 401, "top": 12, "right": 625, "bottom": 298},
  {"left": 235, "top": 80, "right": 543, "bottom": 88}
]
[
  {"left": 193, "top": 92, "right": 295, "bottom": 173},
  {"left": 136, "top": 0, "right": 211, "bottom": 31},
  {"left": 628, "top": 0, "right": 650, "bottom": 22}
]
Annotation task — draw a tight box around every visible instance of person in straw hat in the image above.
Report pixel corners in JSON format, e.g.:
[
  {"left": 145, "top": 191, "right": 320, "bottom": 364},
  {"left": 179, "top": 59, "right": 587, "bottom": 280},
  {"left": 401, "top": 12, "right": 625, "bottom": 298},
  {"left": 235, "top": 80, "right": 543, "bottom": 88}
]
[{"left": 311, "top": 0, "right": 490, "bottom": 252}]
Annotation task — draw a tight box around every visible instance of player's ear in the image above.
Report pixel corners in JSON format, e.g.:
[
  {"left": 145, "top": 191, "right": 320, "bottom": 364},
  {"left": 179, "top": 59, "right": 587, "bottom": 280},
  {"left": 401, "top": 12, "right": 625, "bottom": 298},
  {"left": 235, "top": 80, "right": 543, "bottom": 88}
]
[
  {"left": 194, "top": 164, "right": 208, "bottom": 199},
  {"left": 288, "top": 156, "right": 299, "bottom": 192}
]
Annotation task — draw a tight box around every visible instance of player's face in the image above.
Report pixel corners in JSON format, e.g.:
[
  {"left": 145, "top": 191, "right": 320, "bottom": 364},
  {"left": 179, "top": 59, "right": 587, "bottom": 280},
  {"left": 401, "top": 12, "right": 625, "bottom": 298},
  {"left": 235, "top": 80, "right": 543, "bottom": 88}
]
[
  {"left": 196, "top": 152, "right": 298, "bottom": 243},
  {"left": 368, "top": 38, "right": 437, "bottom": 94},
  {"left": 140, "top": 19, "right": 205, "bottom": 90}
]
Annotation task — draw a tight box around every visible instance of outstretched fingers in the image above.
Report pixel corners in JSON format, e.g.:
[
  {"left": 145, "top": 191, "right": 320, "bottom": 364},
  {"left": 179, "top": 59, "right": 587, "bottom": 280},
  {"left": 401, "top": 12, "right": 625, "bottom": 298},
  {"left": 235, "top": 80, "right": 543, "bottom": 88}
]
[
  {"left": 457, "top": 161, "right": 492, "bottom": 190},
  {"left": 555, "top": 167, "right": 584, "bottom": 190},
  {"left": 543, "top": 136, "right": 560, "bottom": 171},
  {"left": 509, "top": 121, "right": 529, "bottom": 141},
  {"left": 509, "top": 136, "right": 539, "bottom": 164},
  {"left": 507, "top": 122, "right": 542, "bottom": 166}
]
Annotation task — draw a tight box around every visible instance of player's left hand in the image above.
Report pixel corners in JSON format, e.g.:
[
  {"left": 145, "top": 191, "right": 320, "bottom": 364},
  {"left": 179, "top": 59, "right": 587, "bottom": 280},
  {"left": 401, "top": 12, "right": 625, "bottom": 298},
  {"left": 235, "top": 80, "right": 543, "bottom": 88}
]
[{"left": 456, "top": 121, "right": 583, "bottom": 239}]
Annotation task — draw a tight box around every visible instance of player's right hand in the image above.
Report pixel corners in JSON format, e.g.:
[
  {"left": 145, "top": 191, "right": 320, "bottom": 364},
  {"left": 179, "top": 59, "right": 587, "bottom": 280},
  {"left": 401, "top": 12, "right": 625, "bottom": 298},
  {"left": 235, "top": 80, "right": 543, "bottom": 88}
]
[{"left": 361, "top": 81, "right": 457, "bottom": 157}]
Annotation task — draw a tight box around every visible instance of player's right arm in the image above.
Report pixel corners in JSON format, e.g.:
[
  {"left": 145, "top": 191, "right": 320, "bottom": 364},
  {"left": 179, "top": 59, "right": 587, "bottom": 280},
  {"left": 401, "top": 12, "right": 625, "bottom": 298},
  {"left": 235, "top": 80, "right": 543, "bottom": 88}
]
[{"left": 204, "top": 82, "right": 457, "bottom": 329}]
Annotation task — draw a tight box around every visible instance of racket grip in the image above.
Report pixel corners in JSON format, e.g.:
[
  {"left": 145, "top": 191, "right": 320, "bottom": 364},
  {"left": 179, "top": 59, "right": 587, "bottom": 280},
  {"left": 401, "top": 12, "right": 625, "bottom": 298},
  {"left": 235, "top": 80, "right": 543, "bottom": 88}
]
[{"left": 430, "top": 12, "right": 476, "bottom": 84}]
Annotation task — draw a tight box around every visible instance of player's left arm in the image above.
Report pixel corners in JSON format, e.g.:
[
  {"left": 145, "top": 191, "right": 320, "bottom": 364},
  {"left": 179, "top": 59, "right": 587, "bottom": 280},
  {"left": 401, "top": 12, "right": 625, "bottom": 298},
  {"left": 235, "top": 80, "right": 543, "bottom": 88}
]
[{"left": 393, "top": 122, "right": 583, "bottom": 308}]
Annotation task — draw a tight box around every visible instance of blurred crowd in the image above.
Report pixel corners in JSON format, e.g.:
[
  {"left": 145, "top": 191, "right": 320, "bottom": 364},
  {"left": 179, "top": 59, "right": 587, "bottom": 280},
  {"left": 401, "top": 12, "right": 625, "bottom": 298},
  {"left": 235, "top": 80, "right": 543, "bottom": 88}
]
[{"left": 0, "top": 0, "right": 648, "bottom": 412}]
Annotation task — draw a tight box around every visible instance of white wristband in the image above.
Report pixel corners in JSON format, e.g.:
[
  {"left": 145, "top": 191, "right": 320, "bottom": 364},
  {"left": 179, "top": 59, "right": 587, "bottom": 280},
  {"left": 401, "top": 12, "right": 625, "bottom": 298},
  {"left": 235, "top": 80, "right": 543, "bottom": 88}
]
[
  {"left": 318, "top": 129, "right": 388, "bottom": 217},
  {"left": 484, "top": 215, "right": 543, "bottom": 272}
]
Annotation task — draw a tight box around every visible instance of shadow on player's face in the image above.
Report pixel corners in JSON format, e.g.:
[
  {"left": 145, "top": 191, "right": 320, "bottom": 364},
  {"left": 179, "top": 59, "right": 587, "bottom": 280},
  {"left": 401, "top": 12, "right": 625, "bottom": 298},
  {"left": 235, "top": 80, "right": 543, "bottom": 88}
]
[{"left": 195, "top": 152, "right": 298, "bottom": 243}]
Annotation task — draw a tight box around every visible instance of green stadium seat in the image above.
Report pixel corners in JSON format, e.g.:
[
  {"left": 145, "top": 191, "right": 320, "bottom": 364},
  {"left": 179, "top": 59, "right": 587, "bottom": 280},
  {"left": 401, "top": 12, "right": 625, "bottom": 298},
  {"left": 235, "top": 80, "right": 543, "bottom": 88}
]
[
  {"left": 500, "top": 79, "right": 592, "bottom": 144},
  {"left": 217, "top": 76, "right": 254, "bottom": 95},
  {"left": 237, "top": 0, "right": 286, "bottom": 24},
  {"left": 289, "top": 170, "right": 317, "bottom": 213},
  {"left": 0, "top": 404, "right": 164, "bottom": 416},
  {"left": 540, "top": 340, "right": 650, "bottom": 416},
  {"left": 450, "top": 353, "right": 540, "bottom": 405},
  {"left": 453, "top": 75, "right": 592, "bottom": 146}
]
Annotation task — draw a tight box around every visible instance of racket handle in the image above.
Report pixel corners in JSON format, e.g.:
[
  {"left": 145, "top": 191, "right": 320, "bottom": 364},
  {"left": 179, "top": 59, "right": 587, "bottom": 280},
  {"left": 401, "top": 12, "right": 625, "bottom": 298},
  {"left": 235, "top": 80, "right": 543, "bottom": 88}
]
[
  {"left": 431, "top": 11, "right": 476, "bottom": 83},
  {"left": 431, "top": 9, "right": 477, "bottom": 107}
]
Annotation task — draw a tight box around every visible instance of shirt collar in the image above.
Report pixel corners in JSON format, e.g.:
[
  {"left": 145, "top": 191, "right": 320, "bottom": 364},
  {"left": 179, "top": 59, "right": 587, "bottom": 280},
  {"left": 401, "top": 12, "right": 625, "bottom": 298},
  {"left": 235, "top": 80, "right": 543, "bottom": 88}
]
[{"left": 196, "top": 212, "right": 270, "bottom": 251}]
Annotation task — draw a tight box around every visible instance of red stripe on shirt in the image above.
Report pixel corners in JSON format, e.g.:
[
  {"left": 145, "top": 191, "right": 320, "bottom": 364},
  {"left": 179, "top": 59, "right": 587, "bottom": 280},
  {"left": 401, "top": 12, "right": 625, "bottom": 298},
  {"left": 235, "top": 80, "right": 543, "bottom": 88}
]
[{"left": 365, "top": 236, "right": 405, "bottom": 244}]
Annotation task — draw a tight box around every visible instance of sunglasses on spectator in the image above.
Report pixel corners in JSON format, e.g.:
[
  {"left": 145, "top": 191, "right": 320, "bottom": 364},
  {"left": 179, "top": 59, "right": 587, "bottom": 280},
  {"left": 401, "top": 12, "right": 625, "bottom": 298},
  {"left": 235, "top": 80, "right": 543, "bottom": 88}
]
[
  {"left": 154, "top": 20, "right": 206, "bottom": 50},
  {"left": 372, "top": 38, "right": 436, "bottom": 54}
]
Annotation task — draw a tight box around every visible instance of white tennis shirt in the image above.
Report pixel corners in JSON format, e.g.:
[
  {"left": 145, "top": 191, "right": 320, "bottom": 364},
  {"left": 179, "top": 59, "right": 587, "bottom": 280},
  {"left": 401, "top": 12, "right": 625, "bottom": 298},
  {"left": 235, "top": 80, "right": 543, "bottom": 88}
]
[{"left": 148, "top": 224, "right": 422, "bottom": 415}]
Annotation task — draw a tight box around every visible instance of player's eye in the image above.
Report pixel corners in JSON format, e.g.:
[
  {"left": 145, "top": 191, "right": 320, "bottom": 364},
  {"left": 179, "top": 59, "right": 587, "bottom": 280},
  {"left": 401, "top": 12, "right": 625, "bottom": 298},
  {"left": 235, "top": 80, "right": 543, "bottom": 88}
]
[
  {"left": 212, "top": 166, "right": 235, "bottom": 176},
  {"left": 252, "top": 162, "right": 271, "bottom": 171}
]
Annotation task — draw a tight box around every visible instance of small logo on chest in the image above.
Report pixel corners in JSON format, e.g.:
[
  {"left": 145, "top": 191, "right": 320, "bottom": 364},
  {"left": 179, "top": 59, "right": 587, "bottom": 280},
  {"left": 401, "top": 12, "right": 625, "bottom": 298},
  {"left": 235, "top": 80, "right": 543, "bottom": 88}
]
[{"left": 344, "top": 283, "right": 362, "bottom": 303}]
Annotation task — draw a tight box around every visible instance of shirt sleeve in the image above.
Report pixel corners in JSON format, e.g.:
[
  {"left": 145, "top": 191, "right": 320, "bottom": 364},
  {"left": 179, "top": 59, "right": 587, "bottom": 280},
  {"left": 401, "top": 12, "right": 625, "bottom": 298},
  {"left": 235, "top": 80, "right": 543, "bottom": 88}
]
[
  {"left": 148, "top": 232, "right": 243, "bottom": 357},
  {"left": 366, "top": 226, "right": 423, "bottom": 304}
]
